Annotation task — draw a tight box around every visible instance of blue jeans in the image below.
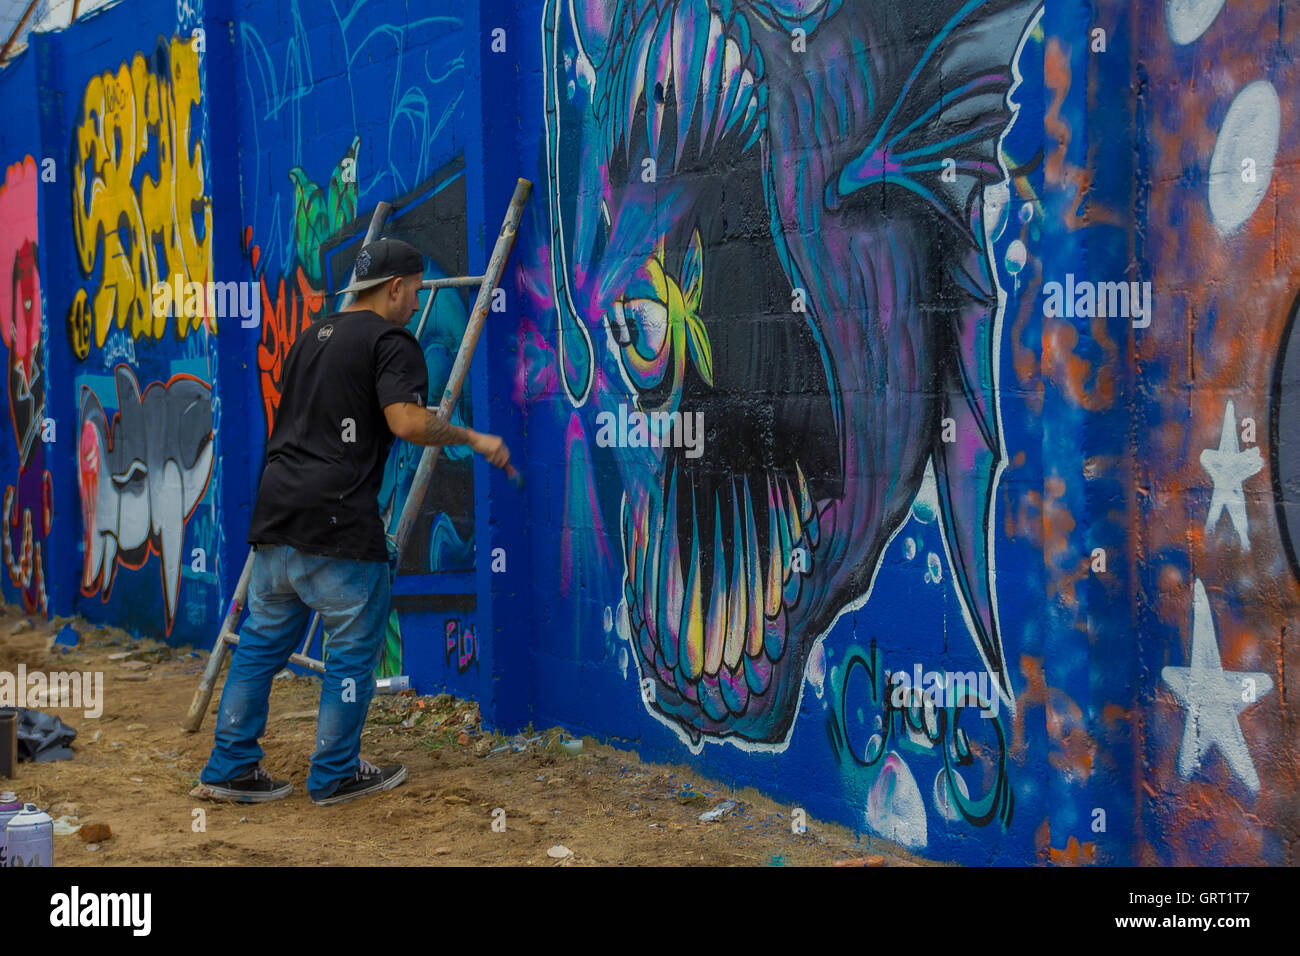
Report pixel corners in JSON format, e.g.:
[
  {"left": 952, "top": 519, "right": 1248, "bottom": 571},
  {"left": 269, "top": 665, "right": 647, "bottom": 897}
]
[{"left": 201, "top": 544, "right": 392, "bottom": 799}]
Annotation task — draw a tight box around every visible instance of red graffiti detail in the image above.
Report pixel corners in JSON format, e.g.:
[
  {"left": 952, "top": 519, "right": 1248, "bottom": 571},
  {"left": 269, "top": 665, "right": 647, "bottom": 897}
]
[
  {"left": 2, "top": 481, "right": 46, "bottom": 614},
  {"left": 78, "top": 418, "right": 101, "bottom": 589},
  {"left": 247, "top": 233, "right": 325, "bottom": 436}
]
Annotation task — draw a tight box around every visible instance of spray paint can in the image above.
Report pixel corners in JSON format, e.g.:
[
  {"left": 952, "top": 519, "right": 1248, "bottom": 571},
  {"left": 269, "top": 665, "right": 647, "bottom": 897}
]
[
  {"left": 0, "top": 792, "right": 21, "bottom": 867},
  {"left": 4, "top": 803, "right": 53, "bottom": 866},
  {"left": 374, "top": 675, "right": 411, "bottom": 695}
]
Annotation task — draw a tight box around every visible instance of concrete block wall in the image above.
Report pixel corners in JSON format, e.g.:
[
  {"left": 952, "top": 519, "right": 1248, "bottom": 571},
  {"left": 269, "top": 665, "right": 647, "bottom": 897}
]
[{"left": 0, "top": 0, "right": 1294, "bottom": 865}]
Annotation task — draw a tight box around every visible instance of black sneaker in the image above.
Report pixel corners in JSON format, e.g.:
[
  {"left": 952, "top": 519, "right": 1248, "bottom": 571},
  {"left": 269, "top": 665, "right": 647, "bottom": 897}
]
[
  {"left": 311, "top": 758, "right": 407, "bottom": 806},
  {"left": 201, "top": 765, "right": 293, "bottom": 803}
]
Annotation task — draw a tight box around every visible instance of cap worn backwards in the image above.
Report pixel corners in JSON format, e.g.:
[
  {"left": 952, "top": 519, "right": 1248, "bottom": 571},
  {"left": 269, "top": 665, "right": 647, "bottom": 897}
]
[{"left": 341, "top": 237, "right": 426, "bottom": 294}]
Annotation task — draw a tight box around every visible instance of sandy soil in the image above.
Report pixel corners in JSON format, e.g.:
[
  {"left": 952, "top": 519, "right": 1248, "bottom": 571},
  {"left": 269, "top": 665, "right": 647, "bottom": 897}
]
[{"left": 0, "top": 604, "right": 925, "bottom": 867}]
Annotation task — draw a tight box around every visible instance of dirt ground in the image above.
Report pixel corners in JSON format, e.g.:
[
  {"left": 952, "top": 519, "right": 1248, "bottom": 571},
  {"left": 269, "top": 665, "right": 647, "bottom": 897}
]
[{"left": 0, "top": 604, "right": 925, "bottom": 866}]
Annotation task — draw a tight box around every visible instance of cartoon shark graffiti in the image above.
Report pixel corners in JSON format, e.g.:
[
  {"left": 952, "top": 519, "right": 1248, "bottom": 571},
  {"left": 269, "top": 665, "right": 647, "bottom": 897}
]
[
  {"left": 78, "top": 367, "right": 215, "bottom": 633},
  {"left": 541, "top": 0, "right": 1040, "bottom": 747}
]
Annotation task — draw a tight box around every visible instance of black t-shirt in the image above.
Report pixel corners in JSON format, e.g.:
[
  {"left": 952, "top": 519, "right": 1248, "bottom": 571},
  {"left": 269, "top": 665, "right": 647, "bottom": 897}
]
[{"left": 248, "top": 310, "right": 429, "bottom": 561}]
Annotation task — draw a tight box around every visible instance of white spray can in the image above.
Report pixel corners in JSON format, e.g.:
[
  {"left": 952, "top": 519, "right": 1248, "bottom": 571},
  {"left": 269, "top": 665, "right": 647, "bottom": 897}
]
[
  {"left": 4, "top": 803, "right": 53, "bottom": 866},
  {"left": 374, "top": 675, "right": 410, "bottom": 694},
  {"left": 0, "top": 792, "right": 20, "bottom": 867}
]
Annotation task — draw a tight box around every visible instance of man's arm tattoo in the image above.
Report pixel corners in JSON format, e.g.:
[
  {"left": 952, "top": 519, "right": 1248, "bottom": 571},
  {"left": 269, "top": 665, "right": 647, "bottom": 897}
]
[{"left": 420, "top": 408, "right": 473, "bottom": 447}]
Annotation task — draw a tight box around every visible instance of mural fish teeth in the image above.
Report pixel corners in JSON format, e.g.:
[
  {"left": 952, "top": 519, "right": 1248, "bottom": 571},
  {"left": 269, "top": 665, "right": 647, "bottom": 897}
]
[
  {"left": 78, "top": 367, "right": 214, "bottom": 634},
  {"left": 621, "top": 456, "right": 826, "bottom": 730},
  {"left": 546, "top": 0, "right": 1039, "bottom": 747}
]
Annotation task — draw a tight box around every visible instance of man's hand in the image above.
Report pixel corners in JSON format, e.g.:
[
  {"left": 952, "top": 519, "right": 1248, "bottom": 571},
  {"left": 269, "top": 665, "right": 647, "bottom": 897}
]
[{"left": 471, "top": 431, "right": 510, "bottom": 470}]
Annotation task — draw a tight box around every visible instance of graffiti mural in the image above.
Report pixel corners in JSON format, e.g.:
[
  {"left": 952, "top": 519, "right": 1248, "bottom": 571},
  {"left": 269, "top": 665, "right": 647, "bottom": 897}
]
[
  {"left": 444, "top": 618, "right": 479, "bottom": 674},
  {"left": 0, "top": 156, "right": 51, "bottom": 613},
  {"left": 67, "top": 35, "right": 213, "bottom": 359},
  {"left": 538, "top": 0, "right": 1040, "bottom": 755},
  {"left": 1143, "top": 0, "right": 1300, "bottom": 864},
  {"left": 244, "top": 138, "right": 357, "bottom": 437},
  {"left": 1, "top": 0, "right": 1291, "bottom": 865},
  {"left": 77, "top": 367, "right": 215, "bottom": 634},
  {"left": 235, "top": 0, "right": 480, "bottom": 683},
  {"left": 828, "top": 638, "right": 1014, "bottom": 847}
]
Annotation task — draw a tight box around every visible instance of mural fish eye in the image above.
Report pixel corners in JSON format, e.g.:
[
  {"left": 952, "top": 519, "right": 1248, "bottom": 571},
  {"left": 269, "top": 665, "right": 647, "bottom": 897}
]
[{"left": 542, "top": 0, "right": 1041, "bottom": 747}]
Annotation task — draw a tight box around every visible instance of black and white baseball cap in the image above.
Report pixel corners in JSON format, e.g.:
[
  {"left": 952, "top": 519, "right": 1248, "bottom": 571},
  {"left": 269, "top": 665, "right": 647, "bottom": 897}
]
[{"left": 341, "top": 237, "right": 425, "bottom": 293}]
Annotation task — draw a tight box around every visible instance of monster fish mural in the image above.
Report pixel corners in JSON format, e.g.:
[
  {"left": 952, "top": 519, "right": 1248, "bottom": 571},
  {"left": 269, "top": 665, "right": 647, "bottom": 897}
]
[
  {"left": 542, "top": 0, "right": 1040, "bottom": 746},
  {"left": 78, "top": 368, "right": 215, "bottom": 634}
]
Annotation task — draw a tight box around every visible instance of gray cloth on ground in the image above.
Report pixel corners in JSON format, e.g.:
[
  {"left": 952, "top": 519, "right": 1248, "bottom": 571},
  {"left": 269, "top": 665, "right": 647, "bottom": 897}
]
[{"left": 16, "top": 708, "right": 77, "bottom": 762}]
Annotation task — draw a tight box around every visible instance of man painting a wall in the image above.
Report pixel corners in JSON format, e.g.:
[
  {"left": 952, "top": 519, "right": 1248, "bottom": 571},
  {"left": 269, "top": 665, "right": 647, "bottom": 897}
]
[{"left": 198, "top": 238, "right": 510, "bottom": 806}]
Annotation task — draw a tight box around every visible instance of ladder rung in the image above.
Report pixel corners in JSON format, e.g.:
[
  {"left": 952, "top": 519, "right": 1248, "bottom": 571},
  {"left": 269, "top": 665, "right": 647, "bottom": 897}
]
[
  {"left": 422, "top": 275, "right": 484, "bottom": 289},
  {"left": 223, "top": 633, "right": 326, "bottom": 675}
]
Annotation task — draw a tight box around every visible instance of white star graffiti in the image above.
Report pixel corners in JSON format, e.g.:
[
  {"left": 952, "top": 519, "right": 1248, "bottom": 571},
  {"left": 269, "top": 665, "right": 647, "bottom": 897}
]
[
  {"left": 1161, "top": 579, "right": 1273, "bottom": 794},
  {"left": 1200, "top": 400, "right": 1262, "bottom": 549}
]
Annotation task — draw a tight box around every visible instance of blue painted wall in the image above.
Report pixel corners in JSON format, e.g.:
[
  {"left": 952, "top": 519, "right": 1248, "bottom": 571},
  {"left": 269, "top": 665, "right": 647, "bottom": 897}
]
[{"left": 1, "top": 0, "right": 1296, "bottom": 866}]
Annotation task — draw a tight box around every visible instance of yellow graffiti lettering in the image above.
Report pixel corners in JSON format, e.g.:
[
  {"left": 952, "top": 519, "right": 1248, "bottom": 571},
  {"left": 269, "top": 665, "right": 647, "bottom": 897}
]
[{"left": 70, "top": 37, "right": 214, "bottom": 351}]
